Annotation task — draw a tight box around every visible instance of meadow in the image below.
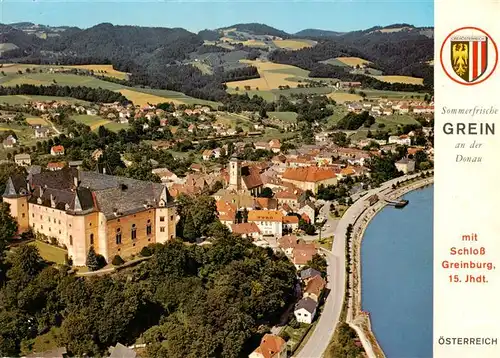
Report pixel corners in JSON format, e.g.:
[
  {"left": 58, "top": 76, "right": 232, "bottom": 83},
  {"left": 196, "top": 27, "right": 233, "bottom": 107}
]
[
  {"left": 327, "top": 92, "right": 363, "bottom": 103},
  {"left": 268, "top": 111, "right": 298, "bottom": 123},
  {"left": 71, "top": 114, "right": 129, "bottom": 132},
  {"left": 273, "top": 39, "right": 316, "bottom": 50},
  {"left": 220, "top": 37, "right": 267, "bottom": 48},
  {"left": 320, "top": 58, "right": 349, "bottom": 67},
  {"left": 225, "top": 60, "right": 310, "bottom": 90},
  {"left": 25, "top": 116, "right": 49, "bottom": 126},
  {"left": 0, "top": 95, "right": 90, "bottom": 106},
  {"left": 347, "top": 114, "right": 421, "bottom": 140},
  {"left": 0, "top": 63, "right": 129, "bottom": 80},
  {"left": 372, "top": 75, "right": 424, "bottom": 85},
  {"left": 335, "top": 57, "right": 372, "bottom": 67},
  {"left": 0, "top": 70, "right": 220, "bottom": 107},
  {"left": 215, "top": 112, "right": 254, "bottom": 131}
]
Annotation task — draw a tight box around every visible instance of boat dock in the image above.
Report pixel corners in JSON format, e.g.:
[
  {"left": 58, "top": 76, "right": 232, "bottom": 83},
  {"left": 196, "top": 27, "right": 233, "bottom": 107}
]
[{"left": 379, "top": 194, "right": 409, "bottom": 208}]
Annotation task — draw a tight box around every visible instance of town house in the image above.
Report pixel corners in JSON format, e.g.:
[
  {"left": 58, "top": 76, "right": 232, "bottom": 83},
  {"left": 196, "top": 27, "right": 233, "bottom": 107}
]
[
  {"left": 281, "top": 166, "right": 337, "bottom": 194},
  {"left": 247, "top": 210, "right": 283, "bottom": 237}
]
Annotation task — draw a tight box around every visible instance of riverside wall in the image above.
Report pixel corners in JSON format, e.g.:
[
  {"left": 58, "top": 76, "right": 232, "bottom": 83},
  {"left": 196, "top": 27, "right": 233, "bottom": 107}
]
[{"left": 347, "top": 175, "right": 434, "bottom": 358}]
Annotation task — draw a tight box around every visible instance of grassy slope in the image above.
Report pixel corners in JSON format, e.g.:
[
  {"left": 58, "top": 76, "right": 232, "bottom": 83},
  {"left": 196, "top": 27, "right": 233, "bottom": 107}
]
[{"left": 0, "top": 72, "right": 221, "bottom": 107}]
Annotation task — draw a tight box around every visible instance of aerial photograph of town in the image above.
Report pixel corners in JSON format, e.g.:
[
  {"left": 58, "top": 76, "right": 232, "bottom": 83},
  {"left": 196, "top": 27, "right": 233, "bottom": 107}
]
[{"left": 0, "top": 1, "right": 434, "bottom": 357}]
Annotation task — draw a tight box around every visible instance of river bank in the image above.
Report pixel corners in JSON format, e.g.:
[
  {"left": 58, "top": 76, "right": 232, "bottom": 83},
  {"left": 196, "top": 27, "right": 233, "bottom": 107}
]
[{"left": 347, "top": 174, "right": 434, "bottom": 358}]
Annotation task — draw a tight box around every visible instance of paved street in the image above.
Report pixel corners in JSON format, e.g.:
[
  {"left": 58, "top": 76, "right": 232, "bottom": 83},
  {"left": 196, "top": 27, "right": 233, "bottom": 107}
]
[{"left": 296, "top": 173, "right": 426, "bottom": 358}]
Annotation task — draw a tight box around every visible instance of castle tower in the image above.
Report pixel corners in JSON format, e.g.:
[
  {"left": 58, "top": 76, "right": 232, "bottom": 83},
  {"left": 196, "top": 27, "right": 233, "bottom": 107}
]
[
  {"left": 2, "top": 175, "right": 30, "bottom": 234},
  {"left": 228, "top": 156, "right": 241, "bottom": 192}
]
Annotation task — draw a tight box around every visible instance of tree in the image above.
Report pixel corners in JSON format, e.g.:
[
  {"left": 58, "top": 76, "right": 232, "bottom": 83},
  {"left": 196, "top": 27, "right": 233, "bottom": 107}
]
[
  {"left": 140, "top": 246, "right": 152, "bottom": 257},
  {"left": 259, "top": 107, "right": 268, "bottom": 119},
  {"left": 307, "top": 253, "right": 328, "bottom": 275},
  {"left": 258, "top": 187, "right": 274, "bottom": 198},
  {"left": 111, "top": 255, "right": 125, "bottom": 266},
  {"left": 0, "top": 202, "right": 18, "bottom": 251},
  {"left": 86, "top": 246, "right": 100, "bottom": 271},
  {"left": 183, "top": 213, "right": 198, "bottom": 242}
]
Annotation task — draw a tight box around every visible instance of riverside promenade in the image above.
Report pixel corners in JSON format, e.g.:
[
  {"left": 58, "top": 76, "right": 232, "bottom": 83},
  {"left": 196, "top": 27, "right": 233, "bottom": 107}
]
[
  {"left": 347, "top": 175, "right": 434, "bottom": 358},
  {"left": 296, "top": 171, "right": 433, "bottom": 358}
]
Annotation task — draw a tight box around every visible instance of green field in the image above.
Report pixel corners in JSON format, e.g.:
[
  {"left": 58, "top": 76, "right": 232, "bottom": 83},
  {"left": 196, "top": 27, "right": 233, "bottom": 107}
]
[
  {"left": 103, "top": 122, "right": 130, "bottom": 132},
  {"left": 360, "top": 89, "right": 427, "bottom": 99},
  {"left": 347, "top": 114, "right": 420, "bottom": 140},
  {"left": 0, "top": 71, "right": 221, "bottom": 108},
  {"left": 228, "top": 86, "right": 334, "bottom": 102},
  {"left": 320, "top": 58, "right": 349, "bottom": 67},
  {"left": 0, "top": 95, "right": 91, "bottom": 106},
  {"left": 71, "top": 114, "right": 106, "bottom": 126},
  {"left": 371, "top": 114, "right": 420, "bottom": 131},
  {"left": 268, "top": 111, "right": 298, "bottom": 122},
  {"left": 71, "top": 114, "right": 129, "bottom": 132},
  {"left": 132, "top": 88, "right": 220, "bottom": 108},
  {"left": 325, "top": 106, "right": 350, "bottom": 126},
  {"left": 216, "top": 112, "right": 254, "bottom": 131},
  {"left": 265, "top": 66, "right": 310, "bottom": 78},
  {"left": 0, "top": 122, "right": 42, "bottom": 149},
  {"left": 29, "top": 240, "right": 67, "bottom": 265}
]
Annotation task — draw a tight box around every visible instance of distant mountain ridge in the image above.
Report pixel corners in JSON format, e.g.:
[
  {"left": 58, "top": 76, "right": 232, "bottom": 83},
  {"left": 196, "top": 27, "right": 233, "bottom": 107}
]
[
  {"left": 0, "top": 21, "right": 433, "bottom": 102},
  {"left": 5, "top": 21, "right": 434, "bottom": 39}
]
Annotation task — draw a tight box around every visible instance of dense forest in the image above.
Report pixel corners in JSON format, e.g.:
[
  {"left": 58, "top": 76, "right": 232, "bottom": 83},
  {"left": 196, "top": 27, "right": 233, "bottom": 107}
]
[
  {"left": 268, "top": 28, "right": 434, "bottom": 89},
  {"left": 0, "top": 84, "right": 129, "bottom": 104},
  {"left": 0, "top": 201, "right": 297, "bottom": 357},
  {"left": 223, "top": 23, "right": 291, "bottom": 39}
]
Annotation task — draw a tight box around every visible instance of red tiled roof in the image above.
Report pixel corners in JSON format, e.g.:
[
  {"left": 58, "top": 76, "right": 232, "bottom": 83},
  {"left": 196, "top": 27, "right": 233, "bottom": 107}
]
[
  {"left": 282, "top": 167, "right": 336, "bottom": 183},
  {"left": 292, "top": 243, "right": 317, "bottom": 265},
  {"left": 301, "top": 213, "right": 311, "bottom": 223},
  {"left": 253, "top": 334, "right": 286, "bottom": 358},
  {"left": 304, "top": 275, "right": 326, "bottom": 297},
  {"left": 231, "top": 222, "right": 261, "bottom": 235},
  {"left": 275, "top": 189, "right": 301, "bottom": 200},
  {"left": 47, "top": 162, "right": 66, "bottom": 169},
  {"left": 269, "top": 139, "right": 281, "bottom": 149},
  {"left": 278, "top": 235, "right": 302, "bottom": 249},
  {"left": 241, "top": 165, "right": 263, "bottom": 190},
  {"left": 254, "top": 197, "right": 278, "bottom": 210},
  {"left": 248, "top": 210, "right": 283, "bottom": 222},
  {"left": 283, "top": 216, "right": 299, "bottom": 224},
  {"left": 51, "top": 145, "right": 64, "bottom": 153}
]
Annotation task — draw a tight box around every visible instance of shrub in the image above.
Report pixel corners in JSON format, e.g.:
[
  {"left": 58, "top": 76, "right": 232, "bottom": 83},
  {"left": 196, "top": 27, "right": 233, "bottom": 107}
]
[
  {"left": 140, "top": 246, "right": 152, "bottom": 257},
  {"left": 96, "top": 254, "right": 107, "bottom": 269},
  {"left": 280, "top": 331, "right": 291, "bottom": 342},
  {"left": 111, "top": 255, "right": 125, "bottom": 266},
  {"left": 289, "top": 318, "right": 300, "bottom": 329}
]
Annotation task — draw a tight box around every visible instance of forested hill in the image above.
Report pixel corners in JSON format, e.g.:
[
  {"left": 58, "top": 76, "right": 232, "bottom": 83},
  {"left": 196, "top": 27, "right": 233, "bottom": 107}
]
[
  {"left": 218, "top": 23, "right": 291, "bottom": 38},
  {"left": 0, "top": 22, "right": 434, "bottom": 100},
  {"left": 269, "top": 29, "right": 434, "bottom": 88}
]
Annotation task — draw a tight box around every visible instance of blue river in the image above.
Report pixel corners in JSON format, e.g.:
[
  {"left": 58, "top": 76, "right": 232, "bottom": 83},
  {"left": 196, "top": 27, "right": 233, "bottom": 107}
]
[{"left": 361, "top": 186, "right": 433, "bottom": 358}]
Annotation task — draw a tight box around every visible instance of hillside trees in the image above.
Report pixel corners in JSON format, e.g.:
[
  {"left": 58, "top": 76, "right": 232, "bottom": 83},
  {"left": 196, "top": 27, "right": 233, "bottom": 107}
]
[
  {"left": 176, "top": 194, "right": 218, "bottom": 241},
  {"left": 0, "top": 226, "right": 296, "bottom": 357},
  {"left": 336, "top": 111, "right": 376, "bottom": 130},
  {"left": 0, "top": 84, "right": 129, "bottom": 104}
]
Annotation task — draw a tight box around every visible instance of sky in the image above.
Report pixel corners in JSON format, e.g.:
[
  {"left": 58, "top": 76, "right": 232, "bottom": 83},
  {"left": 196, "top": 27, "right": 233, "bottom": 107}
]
[{"left": 0, "top": 0, "right": 434, "bottom": 33}]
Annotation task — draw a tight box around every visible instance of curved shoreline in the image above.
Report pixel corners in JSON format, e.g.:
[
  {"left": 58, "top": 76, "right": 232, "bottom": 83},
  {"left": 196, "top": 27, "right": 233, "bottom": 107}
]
[{"left": 347, "top": 175, "right": 434, "bottom": 358}]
